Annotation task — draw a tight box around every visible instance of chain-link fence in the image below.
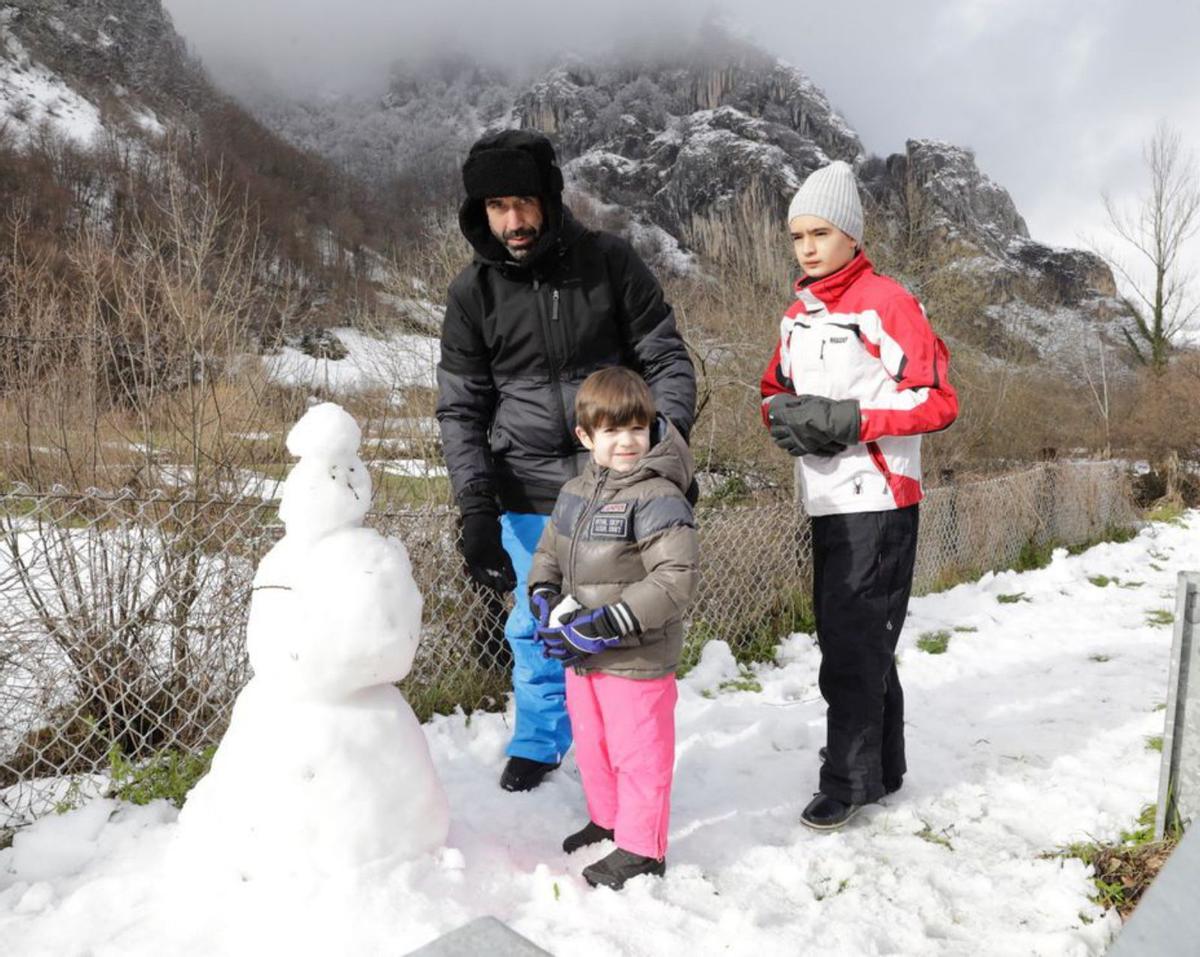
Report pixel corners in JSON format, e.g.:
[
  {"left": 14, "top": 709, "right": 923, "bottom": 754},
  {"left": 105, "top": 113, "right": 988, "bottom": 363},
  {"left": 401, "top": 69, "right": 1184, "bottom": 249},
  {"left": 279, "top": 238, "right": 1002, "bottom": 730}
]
[{"left": 0, "top": 461, "right": 1138, "bottom": 826}]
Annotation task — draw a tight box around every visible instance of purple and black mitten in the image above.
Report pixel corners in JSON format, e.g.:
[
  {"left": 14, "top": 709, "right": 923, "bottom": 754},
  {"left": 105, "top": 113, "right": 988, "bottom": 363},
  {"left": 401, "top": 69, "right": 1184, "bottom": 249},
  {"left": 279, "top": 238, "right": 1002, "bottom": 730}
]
[
  {"left": 529, "top": 584, "right": 563, "bottom": 630},
  {"left": 537, "top": 602, "right": 641, "bottom": 661}
]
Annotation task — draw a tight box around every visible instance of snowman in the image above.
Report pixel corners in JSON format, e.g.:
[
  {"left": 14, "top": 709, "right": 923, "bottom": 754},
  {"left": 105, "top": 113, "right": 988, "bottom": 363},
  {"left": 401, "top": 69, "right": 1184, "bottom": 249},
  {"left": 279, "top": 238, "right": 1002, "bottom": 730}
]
[{"left": 174, "top": 402, "right": 449, "bottom": 878}]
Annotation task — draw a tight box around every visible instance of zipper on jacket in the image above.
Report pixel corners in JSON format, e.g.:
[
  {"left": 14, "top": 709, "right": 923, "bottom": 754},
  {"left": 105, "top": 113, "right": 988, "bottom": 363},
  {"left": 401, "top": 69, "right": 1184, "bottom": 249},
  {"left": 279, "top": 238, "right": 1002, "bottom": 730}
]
[
  {"left": 568, "top": 471, "right": 608, "bottom": 587},
  {"left": 532, "top": 278, "right": 572, "bottom": 450},
  {"left": 820, "top": 339, "right": 826, "bottom": 361}
]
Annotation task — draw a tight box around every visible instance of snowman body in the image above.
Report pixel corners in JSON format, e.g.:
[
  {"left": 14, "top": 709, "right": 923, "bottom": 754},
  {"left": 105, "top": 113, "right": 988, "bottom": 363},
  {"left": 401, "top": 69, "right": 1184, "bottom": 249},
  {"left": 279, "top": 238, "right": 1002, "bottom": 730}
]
[{"left": 176, "top": 403, "right": 449, "bottom": 878}]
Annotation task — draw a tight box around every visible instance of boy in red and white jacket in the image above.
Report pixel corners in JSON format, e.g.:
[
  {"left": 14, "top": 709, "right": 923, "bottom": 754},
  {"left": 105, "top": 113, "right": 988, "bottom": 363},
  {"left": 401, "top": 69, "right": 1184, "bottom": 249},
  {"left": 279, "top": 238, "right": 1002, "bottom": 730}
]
[{"left": 760, "top": 160, "right": 958, "bottom": 829}]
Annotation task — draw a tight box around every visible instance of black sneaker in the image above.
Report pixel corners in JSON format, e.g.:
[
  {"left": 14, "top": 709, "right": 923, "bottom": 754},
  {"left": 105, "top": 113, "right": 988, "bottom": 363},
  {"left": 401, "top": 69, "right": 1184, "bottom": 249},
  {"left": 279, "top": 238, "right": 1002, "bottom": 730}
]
[
  {"left": 563, "top": 821, "right": 615, "bottom": 854},
  {"left": 499, "top": 756, "right": 560, "bottom": 792},
  {"left": 582, "top": 848, "right": 666, "bottom": 889},
  {"left": 800, "top": 792, "right": 861, "bottom": 830},
  {"left": 817, "top": 748, "right": 902, "bottom": 795}
]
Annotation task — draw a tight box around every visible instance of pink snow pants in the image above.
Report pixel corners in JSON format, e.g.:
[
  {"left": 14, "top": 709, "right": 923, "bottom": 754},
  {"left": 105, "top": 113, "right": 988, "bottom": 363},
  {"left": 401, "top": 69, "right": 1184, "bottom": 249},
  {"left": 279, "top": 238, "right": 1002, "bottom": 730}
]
[{"left": 564, "top": 669, "right": 677, "bottom": 860}]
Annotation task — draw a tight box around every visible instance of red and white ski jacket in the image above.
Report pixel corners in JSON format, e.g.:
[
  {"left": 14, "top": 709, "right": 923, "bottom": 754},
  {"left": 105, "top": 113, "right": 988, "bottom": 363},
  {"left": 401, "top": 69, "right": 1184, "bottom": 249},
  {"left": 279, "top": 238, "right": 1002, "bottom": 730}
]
[{"left": 760, "top": 253, "right": 958, "bottom": 517}]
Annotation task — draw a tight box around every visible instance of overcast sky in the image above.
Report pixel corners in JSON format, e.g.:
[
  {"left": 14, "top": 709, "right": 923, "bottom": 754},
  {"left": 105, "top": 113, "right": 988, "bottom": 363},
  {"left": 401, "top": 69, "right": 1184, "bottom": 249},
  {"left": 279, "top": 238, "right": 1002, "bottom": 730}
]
[{"left": 163, "top": 0, "right": 1200, "bottom": 254}]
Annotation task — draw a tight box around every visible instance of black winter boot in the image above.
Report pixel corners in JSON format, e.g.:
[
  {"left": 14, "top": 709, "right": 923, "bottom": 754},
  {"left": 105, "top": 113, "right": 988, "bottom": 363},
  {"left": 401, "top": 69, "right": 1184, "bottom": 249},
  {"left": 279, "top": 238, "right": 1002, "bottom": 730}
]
[
  {"left": 800, "top": 792, "right": 861, "bottom": 830},
  {"left": 499, "top": 756, "right": 560, "bottom": 792},
  {"left": 582, "top": 848, "right": 666, "bottom": 889},
  {"left": 563, "top": 821, "right": 615, "bottom": 854}
]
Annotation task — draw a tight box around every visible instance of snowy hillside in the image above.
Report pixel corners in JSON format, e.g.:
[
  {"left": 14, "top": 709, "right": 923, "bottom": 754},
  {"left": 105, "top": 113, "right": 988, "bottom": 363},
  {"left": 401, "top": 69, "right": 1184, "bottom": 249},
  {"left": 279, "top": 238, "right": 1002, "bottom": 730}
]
[
  {"left": 0, "top": 0, "right": 405, "bottom": 332},
  {"left": 0, "top": 0, "right": 192, "bottom": 146},
  {"left": 2, "top": 512, "right": 1194, "bottom": 955}
]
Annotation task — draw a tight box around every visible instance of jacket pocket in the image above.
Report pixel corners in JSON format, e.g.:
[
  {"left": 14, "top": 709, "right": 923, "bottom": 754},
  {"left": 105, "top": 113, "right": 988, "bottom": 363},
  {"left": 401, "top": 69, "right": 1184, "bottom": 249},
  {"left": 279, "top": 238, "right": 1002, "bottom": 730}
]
[{"left": 489, "top": 424, "right": 514, "bottom": 456}]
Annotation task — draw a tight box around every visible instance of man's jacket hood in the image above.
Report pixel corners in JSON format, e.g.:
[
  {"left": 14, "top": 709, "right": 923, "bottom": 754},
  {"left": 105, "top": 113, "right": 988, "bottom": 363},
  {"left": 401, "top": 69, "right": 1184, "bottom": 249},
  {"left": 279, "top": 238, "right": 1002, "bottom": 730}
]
[{"left": 458, "top": 129, "right": 570, "bottom": 271}]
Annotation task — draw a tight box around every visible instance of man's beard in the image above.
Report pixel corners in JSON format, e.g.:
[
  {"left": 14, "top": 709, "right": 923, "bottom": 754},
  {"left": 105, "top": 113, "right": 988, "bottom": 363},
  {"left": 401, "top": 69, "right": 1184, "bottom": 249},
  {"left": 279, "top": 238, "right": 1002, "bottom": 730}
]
[{"left": 498, "top": 226, "right": 541, "bottom": 261}]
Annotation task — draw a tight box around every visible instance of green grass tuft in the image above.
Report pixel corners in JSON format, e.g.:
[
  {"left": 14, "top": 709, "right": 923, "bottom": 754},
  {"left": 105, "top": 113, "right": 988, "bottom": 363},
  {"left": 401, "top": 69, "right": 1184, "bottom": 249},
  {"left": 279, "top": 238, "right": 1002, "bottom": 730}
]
[
  {"left": 1146, "top": 610, "right": 1174, "bottom": 627},
  {"left": 1015, "top": 539, "right": 1055, "bottom": 572},
  {"left": 1146, "top": 502, "right": 1186, "bottom": 525},
  {"left": 1065, "top": 524, "right": 1138, "bottom": 556},
  {"left": 997, "top": 592, "right": 1030, "bottom": 604},
  {"left": 915, "top": 822, "right": 954, "bottom": 850},
  {"left": 917, "top": 630, "right": 951, "bottom": 654},
  {"left": 108, "top": 743, "right": 216, "bottom": 808},
  {"left": 1146, "top": 735, "right": 1164, "bottom": 753},
  {"left": 701, "top": 665, "right": 765, "bottom": 698},
  {"left": 1052, "top": 803, "right": 1178, "bottom": 918}
]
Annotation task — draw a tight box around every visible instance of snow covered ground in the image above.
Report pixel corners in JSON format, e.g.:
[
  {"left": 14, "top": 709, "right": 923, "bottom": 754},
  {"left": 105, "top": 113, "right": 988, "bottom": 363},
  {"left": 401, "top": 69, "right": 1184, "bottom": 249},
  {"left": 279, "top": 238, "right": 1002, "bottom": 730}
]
[
  {"left": 263, "top": 328, "right": 439, "bottom": 393},
  {"left": 2, "top": 512, "right": 1196, "bottom": 956}
]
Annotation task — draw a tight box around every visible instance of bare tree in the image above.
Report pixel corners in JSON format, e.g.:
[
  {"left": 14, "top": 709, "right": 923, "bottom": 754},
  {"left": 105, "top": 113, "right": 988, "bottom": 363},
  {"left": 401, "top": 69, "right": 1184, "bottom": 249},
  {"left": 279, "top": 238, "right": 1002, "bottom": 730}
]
[
  {"left": 1080, "top": 330, "right": 1113, "bottom": 457},
  {"left": 1099, "top": 121, "right": 1200, "bottom": 372}
]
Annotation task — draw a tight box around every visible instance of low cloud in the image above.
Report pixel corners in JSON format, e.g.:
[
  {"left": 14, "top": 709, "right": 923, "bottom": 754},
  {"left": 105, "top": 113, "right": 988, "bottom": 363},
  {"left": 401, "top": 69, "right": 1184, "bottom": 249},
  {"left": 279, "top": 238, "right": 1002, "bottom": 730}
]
[{"left": 164, "top": 0, "right": 1200, "bottom": 251}]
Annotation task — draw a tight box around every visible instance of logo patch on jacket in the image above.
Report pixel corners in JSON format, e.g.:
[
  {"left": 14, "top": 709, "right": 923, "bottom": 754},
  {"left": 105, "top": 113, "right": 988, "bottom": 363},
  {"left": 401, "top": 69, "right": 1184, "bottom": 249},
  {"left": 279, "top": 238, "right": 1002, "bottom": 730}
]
[{"left": 591, "top": 501, "right": 632, "bottom": 539}]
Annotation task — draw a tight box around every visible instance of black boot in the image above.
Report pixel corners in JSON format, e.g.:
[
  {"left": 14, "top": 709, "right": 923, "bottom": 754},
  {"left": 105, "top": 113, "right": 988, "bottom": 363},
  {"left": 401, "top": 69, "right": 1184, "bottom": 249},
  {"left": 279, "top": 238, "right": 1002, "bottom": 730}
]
[
  {"left": 582, "top": 848, "right": 666, "bottom": 889},
  {"left": 499, "top": 756, "right": 560, "bottom": 792},
  {"left": 563, "top": 821, "right": 614, "bottom": 854},
  {"left": 800, "top": 792, "right": 861, "bottom": 830}
]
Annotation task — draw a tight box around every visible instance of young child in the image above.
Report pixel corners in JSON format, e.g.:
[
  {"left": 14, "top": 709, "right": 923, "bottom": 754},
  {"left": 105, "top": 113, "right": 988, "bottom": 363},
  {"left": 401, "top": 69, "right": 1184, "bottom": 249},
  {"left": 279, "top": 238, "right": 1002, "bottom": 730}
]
[
  {"left": 528, "top": 366, "right": 698, "bottom": 890},
  {"left": 760, "top": 160, "right": 958, "bottom": 830}
]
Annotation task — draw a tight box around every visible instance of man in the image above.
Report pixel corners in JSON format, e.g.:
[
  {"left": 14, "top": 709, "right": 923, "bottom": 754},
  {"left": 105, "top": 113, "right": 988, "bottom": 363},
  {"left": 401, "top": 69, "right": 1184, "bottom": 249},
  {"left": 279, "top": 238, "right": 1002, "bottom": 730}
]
[{"left": 436, "top": 129, "right": 696, "bottom": 792}]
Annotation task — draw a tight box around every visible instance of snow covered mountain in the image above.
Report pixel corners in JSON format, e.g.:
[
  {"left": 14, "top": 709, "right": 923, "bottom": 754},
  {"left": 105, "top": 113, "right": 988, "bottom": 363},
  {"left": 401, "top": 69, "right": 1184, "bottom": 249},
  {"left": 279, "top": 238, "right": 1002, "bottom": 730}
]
[
  {"left": 236, "top": 24, "right": 1125, "bottom": 368},
  {"left": 0, "top": 0, "right": 202, "bottom": 148},
  {"left": 0, "top": 0, "right": 397, "bottom": 328}
]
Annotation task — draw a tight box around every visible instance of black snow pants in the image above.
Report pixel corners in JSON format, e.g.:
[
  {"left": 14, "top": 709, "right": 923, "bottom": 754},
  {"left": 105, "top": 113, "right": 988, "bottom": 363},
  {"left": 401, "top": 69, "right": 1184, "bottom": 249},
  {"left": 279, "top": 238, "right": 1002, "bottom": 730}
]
[{"left": 811, "top": 504, "right": 919, "bottom": 805}]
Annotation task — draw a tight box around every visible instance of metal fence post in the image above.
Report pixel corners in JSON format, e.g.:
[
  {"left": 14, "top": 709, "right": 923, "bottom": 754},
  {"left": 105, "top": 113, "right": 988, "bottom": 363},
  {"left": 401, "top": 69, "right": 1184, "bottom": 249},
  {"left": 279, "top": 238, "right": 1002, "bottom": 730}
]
[{"left": 1156, "top": 571, "right": 1200, "bottom": 840}]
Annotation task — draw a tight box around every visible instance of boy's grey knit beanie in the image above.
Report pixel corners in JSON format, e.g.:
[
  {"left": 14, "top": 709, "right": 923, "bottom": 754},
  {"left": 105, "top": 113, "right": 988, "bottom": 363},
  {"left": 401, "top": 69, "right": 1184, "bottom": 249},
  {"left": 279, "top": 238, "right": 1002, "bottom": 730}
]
[{"left": 787, "top": 160, "right": 864, "bottom": 242}]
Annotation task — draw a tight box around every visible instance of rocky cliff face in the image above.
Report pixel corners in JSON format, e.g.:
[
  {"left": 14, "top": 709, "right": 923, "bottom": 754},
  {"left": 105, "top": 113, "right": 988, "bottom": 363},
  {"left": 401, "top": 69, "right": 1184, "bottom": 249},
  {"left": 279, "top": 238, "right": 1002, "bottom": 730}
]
[{"left": 1, "top": 0, "right": 206, "bottom": 138}]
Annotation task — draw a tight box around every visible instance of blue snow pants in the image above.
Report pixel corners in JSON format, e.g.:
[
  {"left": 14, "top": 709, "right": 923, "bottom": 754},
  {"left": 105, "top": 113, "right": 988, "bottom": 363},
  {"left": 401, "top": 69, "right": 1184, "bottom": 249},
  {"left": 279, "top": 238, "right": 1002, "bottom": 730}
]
[{"left": 500, "top": 512, "right": 572, "bottom": 763}]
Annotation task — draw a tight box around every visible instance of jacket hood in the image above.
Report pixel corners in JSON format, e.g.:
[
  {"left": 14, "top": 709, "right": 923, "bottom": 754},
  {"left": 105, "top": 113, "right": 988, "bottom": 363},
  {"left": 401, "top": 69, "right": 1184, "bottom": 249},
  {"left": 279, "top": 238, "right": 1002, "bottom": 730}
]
[
  {"left": 586, "top": 415, "right": 694, "bottom": 495},
  {"left": 458, "top": 129, "right": 573, "bottom": 272},
  {"left": 459, "top": 200, "right": 586, "bottom": 273}
]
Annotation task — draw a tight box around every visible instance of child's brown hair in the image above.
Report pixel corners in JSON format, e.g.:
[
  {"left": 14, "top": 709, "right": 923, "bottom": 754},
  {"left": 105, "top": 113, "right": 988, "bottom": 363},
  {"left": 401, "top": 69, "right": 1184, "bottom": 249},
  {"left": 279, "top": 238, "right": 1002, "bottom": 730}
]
[{"left": 575, "top": 366, "right": 656, "bottom": 436}]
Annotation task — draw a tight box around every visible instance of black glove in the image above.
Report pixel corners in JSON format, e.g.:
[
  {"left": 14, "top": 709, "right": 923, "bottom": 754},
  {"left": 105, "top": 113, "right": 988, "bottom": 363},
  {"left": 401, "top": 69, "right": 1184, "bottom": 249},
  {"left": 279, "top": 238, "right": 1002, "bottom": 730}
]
[
  {"left": 767, "top": 394, "right": 860, "bottom": 458},
  {"left": 457, "top": 485, "right": 516, "bottom": 592}
]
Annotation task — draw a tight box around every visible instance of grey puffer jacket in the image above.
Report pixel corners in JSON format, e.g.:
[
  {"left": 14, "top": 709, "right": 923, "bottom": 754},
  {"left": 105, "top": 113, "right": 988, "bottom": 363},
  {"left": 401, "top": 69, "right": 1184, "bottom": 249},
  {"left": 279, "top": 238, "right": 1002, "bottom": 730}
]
[{"left": 528, "top": 418, "right": 699, "bottom": 679}]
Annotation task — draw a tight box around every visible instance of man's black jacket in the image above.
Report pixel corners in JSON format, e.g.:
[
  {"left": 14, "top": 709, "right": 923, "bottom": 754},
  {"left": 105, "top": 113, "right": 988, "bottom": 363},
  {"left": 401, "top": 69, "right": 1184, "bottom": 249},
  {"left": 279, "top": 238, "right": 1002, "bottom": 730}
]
[{"left": 436, "top": 208, "right": 696, "bottom": 515}]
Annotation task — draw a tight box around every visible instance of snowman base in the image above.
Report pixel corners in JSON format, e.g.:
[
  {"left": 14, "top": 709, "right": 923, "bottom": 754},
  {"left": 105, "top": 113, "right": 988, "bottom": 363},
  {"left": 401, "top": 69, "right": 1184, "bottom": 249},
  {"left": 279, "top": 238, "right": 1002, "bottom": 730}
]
[{"left": 177, "top": 681, "right": 448, "bottom": 879}]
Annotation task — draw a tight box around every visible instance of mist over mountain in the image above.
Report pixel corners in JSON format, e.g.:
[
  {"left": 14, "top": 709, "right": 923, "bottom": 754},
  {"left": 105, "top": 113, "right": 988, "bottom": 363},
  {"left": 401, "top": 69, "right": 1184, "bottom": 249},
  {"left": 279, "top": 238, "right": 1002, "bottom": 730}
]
[
  {"left": 0, "top": 1, "right": 1127, "bottom": 370},
  {"left": 218, "top": 20, "right": 1124, "bottom": 369}
]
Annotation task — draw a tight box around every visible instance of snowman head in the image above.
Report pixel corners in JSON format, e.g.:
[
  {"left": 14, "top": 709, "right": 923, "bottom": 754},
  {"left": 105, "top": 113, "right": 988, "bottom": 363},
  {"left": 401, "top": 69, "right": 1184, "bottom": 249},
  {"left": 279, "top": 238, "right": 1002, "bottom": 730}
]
[{"left": 278, "top": 403, "right": 372, "bottom": 541}]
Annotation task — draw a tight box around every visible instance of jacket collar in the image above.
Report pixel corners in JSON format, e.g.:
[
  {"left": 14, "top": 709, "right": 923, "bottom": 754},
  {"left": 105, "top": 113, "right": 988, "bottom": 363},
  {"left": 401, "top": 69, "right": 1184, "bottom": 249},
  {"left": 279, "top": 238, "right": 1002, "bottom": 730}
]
[
  {"left": 793, "top": 251, "right": 873, "bottom": 311},
  {"left": 580, "top": 416, "right": 694, "bottom": 495}
]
